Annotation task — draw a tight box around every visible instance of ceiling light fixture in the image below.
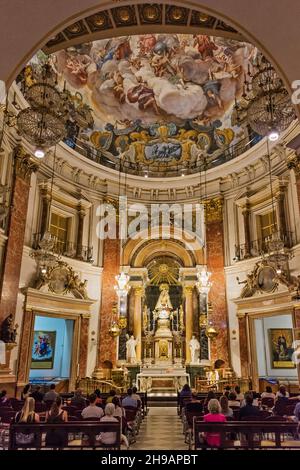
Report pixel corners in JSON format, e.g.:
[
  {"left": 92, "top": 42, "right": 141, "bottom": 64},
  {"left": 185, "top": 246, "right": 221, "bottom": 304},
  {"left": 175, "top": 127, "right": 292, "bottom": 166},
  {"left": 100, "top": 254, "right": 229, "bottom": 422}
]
[
  {"left": 268, "top": 129, "right": 279, "bottom": 142},
  {"left": 34, "top": 146, "right": 46, "bottom": 159}
]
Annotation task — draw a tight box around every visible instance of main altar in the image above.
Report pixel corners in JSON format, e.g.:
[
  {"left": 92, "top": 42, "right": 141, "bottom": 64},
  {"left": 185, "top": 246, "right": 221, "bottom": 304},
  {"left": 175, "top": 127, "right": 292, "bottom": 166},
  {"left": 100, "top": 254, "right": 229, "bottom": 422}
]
[
  {"left": 115, "top": 261, "right": 228, "bottom": 393},
  {"left": 136, "top": 283, "right": 189, "bottom": 392}
]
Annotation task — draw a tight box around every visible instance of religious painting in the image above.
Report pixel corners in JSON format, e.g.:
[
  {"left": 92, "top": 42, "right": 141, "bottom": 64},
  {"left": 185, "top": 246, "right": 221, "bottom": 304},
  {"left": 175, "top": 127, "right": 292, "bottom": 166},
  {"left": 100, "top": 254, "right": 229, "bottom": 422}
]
[
  {"left": 269, "top": 329, "right": 295, "bottom": 369},
  {"left": 31, "top": 331, "right": 56, "bottom": 369}
]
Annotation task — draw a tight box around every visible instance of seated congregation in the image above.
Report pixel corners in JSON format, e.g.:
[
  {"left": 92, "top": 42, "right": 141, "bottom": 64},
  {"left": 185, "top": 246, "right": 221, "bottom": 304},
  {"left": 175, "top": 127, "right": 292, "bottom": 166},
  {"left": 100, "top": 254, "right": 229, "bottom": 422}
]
[
  {"left": 179, "top": 384, "right": 300, "bottom": 449},
  {"left": 0, "top": 384, "right": 146, "bottom": 450}
]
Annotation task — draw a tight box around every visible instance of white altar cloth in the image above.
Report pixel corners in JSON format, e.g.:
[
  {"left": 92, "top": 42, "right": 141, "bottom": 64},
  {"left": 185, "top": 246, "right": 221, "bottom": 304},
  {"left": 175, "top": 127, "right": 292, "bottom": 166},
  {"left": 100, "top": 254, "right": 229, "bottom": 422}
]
[{"left": 137, "top": 367, "right": 190, "bottom": 392}]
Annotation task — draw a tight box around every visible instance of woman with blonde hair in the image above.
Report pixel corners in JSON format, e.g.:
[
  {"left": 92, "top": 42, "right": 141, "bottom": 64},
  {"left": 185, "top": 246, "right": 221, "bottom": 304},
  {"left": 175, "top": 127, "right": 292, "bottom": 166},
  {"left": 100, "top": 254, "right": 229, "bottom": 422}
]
[
  {"left": 15, "top": 397, "right": 40, "bottom": 424},
  {"left": 14, "top": 397, "right": 39, "bottom": 446},
  {"left": 203, "top": 398, "right": 226, "bottom": 447}
]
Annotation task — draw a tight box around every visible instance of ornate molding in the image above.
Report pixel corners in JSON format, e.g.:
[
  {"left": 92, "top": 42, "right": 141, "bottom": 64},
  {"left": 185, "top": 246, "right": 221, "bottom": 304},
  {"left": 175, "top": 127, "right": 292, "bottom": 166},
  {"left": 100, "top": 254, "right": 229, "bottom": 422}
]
[
  {"left": 33, "top": 259, "right": 89, "bottom": 299},
  {"left": 14, "top": 145, "right": 38, "bottom": 182},
  {"left": 235, "top": 259, "right": 298, "bottom": 299}
]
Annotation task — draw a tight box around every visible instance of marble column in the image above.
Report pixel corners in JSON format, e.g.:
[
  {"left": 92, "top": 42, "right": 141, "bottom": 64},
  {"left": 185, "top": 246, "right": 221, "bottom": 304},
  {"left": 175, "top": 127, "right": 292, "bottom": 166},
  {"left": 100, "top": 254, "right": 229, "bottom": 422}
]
[
  {"left": 205, "top": 198, "right": 230, "bottom": 366},
  {"left": 293, "top": 307, "right": 300, "bottom": 386},
  {"left": 184, "top": 286, "right": 194, "bottom": 363},
  {"left": 39, "top": 186, "right": 51, "bottom": 238},
  {"left": 96, "top": 238, "right": 120, "bottom": 370},
  {"left": 133, "top": 287, "right": 143, "bottom": 363},
  {"left": 0, "top": 146, "right": 38, "bottom": 330},
  {"left": 286, "top": 153, "right": 300, "bottom": 213},
  {"left": 76, "top": 204, "right": 85, "bottom": 259},
  {"left": 242, "top": 201, "right": 251, "bottom": 258},
  {"left": 276, "top": 184, "right": 287, "bottom": 241}
]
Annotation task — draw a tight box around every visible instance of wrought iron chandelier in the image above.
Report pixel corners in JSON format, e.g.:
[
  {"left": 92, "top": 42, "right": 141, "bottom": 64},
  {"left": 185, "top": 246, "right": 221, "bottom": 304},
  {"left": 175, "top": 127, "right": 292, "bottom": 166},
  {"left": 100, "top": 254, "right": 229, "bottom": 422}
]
[
  {"left": 234, "top": 55, "right": 295, "bottom": 141},
  {"left": 30, "top": 230, "right": 58, "bottom": 274},
  {"left": 17, "top": 64, "right": 68, "bottom": 157},
  {"left": 16, "top": 62, "right": 94, "bottom": 158},
  {"left": 264, "top": 140, "right": 293, "bottom": 273},
  {"left": 30, "top": 147, "right": 59, "bottom": 272}
]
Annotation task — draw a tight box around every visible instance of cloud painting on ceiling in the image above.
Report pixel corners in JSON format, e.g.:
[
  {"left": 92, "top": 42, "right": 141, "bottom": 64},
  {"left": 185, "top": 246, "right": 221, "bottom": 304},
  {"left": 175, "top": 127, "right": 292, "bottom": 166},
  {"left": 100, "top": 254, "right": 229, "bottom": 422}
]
[{"left": 19, "top": 34, "right": 261, "bottom": 175}]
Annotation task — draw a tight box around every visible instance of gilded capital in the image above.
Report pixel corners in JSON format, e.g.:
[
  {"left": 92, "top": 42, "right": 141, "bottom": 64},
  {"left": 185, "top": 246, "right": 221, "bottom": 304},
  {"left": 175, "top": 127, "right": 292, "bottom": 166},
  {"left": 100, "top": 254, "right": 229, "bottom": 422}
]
[
  {"left": 14, "top": 145, "right": 38, "bottom": 182},
  {"left": 205, "top": 197, "right": 224, "bottom": 223},
  {"left": 184, "top": 285, "right": 194, "bottom": 295},
  {"left": 287, "top": 153, "right": 300, "bottom": 175},
  {"left": 134, "top": 286, "right": 144, "bottom": 296}
]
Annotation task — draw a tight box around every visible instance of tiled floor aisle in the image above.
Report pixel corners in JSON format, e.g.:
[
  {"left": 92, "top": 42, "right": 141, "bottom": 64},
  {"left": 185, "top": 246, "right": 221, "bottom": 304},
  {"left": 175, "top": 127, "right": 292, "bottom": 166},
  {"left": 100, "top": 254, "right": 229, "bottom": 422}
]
[{"left": 131, "top": 407, "right": 188, "bottom": 450}]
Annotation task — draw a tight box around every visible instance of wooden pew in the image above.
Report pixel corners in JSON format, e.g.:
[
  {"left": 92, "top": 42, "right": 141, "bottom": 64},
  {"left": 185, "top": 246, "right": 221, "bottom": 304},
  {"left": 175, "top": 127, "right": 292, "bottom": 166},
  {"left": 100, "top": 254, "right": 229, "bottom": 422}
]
[
  {"left": 193, "top": 419, "right": 299, "bottom": 449},
  {"left": 9, "top": 421, "right": 121, "bottom": 450}
]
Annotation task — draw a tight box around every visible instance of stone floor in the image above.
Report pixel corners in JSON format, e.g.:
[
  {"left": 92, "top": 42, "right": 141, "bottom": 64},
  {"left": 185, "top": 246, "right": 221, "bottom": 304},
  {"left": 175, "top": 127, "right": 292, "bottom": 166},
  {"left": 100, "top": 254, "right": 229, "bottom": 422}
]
[{"left": 131, "top": 406, "right": 188, "bottom": 450}]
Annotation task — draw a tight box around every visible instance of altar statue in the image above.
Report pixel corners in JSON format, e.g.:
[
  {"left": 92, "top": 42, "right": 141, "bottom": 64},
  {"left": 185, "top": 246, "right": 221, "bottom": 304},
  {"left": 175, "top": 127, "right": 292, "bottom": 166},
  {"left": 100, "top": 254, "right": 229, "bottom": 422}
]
[
  {"left": 155, "top": 283, "right": 173, "bottom": 310},
  {"left": 126, "top": 335, "right": 138, "bottom": 364},
  {"left": 189, "top": 335, "right": 200, "bottom": 364}
]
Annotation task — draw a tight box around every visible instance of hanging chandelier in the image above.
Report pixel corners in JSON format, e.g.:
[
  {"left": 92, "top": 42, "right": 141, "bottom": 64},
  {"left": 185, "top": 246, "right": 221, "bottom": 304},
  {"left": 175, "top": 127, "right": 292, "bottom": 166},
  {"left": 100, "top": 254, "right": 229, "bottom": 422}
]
[
  {"left": 265, "top": 231, "right": 292, "bottom": 274},
  {"left": 234, "top": 56, "right": 295, "bottom": 141},
  {"left": 30, "top": 231, "right": 58, "bottom": 274},
  {"left": 17, "top": 64, "right": 68, "bottom": 157}
]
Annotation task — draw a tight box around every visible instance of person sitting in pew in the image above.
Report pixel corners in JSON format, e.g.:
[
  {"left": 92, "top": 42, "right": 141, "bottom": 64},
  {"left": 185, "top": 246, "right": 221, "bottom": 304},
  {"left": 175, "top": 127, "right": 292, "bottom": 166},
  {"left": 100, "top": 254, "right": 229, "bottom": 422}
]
[
  {"left": 239, "top": 393, "right": 260, "bottom": 420},
  {"left": 81, "top": 393, "right": 104, "bottom": 419},
  {"left": 45, "top": 397, "right": 68, "bottom": 448}
]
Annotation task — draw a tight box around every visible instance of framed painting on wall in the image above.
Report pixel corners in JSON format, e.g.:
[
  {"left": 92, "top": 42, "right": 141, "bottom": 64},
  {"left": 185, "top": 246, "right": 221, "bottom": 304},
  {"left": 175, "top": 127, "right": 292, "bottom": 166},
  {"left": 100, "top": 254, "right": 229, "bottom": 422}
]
[
  {"left": 31, "top": 331, "right": 56, "bottom": 369},
  {"left": 269, "top": 328, "right": 295, "bottom": 369}
]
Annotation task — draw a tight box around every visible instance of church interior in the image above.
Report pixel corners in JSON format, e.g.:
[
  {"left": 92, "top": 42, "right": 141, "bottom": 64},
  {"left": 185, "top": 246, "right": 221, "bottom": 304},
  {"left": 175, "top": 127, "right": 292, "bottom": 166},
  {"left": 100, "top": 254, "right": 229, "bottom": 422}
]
[{"left": 1, "top": 0, "right": 300, "bottom": 452}]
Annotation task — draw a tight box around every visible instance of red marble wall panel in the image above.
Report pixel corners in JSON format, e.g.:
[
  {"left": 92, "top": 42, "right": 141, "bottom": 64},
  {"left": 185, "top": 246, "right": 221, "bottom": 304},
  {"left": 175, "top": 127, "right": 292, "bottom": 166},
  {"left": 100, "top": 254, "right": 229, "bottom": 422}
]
[
  {"left": 0, "top": 175, "right": 31, "bottom": 323},
  {"left": 79, "top": 317, "right": 89, "bottom": 377},
  {"left": 17, "top": 309, "right": 34, "bottom": 384},
  {"left": 206, "top": 217, "right": 230, "bottom": 366},
  {"left": 97, "top": 238, "right": 120, "bottom": 367},
  {"left": 238, "top": 316, "right": 249, "bottom": 378}
]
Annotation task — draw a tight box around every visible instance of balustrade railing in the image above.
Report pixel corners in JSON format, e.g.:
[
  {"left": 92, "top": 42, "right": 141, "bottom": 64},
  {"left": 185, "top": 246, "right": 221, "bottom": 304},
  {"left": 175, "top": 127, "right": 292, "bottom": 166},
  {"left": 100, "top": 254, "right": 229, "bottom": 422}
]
[
  {"left": 32, "top": 233, "right": 93, "bottom": 263},
  {"left": 234, "top": 231, "right": 295, "bottom": 261}
]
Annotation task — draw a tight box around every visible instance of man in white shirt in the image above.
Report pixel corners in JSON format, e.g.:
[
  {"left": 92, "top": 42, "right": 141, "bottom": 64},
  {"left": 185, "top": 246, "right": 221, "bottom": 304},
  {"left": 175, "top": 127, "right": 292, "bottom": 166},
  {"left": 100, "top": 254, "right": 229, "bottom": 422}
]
[{"left": 81, "top": 393, "right": 104, "bottom": 419}]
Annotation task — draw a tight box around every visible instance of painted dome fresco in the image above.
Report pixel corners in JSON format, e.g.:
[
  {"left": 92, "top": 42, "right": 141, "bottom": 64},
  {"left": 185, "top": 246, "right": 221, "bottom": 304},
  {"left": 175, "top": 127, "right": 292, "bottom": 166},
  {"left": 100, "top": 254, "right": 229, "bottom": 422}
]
[{"left": 17, "top": 33, "right": 262, "bottom": 177}]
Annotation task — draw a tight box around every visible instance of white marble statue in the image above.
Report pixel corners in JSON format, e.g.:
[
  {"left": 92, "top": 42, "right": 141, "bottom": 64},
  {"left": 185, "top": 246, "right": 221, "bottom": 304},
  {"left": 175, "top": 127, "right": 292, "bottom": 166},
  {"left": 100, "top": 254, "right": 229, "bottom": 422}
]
[
  {"left": 189, "top": 335, "right": 200, "bottom": 364},
  {"left": 126, "top": 335, "right": 138, "bottom": 364}
]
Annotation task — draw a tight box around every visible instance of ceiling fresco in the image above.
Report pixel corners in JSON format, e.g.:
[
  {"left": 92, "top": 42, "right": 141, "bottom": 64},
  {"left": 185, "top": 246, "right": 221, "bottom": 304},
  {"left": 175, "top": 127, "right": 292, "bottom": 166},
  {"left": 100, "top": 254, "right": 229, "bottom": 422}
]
[{"left": 17, "top": 33, "right": 262, "bottom": 176}]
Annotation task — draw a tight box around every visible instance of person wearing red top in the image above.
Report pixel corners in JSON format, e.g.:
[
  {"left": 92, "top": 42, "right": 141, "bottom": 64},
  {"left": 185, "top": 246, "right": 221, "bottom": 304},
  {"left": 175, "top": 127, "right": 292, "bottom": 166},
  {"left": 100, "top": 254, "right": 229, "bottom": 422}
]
[{"left": 203, "top": 399, "right": 226, "bottom": 447}]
